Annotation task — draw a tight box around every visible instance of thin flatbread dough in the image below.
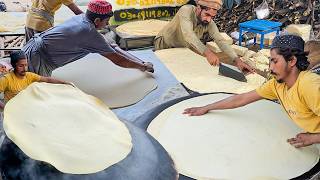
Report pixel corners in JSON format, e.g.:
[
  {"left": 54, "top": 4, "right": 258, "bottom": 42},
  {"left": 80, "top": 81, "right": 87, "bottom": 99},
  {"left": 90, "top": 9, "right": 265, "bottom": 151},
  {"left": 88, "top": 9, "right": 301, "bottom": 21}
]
[
  {"left": 3, "top": 83, "right": 133, "bottom": 174},
  {"left": 52, "top": 53, "right": 157, "bottom": 108},
  {"left": 116, "top": 19, "right": 169, "bottom": 37},
  {"left": 0, "top": 12, "right": 25, "bottom": 32},
  {"left": 155, "top": 48, "right": 266, "bottom": 93},
  {"left": 148, "top": 94, "right": 319, "bottom": 179},
  {"left": 0, "top": 6, "right": 87, "bottom": 32}
]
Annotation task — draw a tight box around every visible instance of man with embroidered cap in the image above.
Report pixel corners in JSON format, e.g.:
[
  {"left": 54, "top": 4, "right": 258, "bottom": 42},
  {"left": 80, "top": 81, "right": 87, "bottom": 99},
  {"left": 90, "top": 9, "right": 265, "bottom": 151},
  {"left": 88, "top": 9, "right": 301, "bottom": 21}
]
[
  {"left": 25, "top": 0, "right": 84, "bottom": 42},
  {"left": 183, "top": 34, "right": 320, "bottom": 148},
  {"left": 23, "top": 0, "right": 154, "bottom": 77},
  {"left": 154, "top": 0, "right": 254, "bottom": 73}
]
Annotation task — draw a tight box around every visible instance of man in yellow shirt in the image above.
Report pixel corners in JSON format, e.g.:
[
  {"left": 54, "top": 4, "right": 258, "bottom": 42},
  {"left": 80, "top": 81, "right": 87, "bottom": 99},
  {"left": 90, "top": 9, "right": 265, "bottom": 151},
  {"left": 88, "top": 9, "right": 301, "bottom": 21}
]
[
  {"left": 183, "top": 35, "right": 320, "bottom": 148},
  {"left": 0, "top": 50, "right": 71, "bottom": 109},
  {"left": 25, "top": 0, "right": 83, "bottom": 42}
]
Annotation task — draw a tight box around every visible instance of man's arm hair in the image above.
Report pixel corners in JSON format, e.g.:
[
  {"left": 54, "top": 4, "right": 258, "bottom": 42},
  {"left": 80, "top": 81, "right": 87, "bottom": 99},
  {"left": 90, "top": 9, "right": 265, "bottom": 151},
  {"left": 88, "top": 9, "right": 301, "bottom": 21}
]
[
  {"left": 67, "top": 3, "right": 83, "bottom": 15},
  {"left": 204, "top": 90, "right": 263, "bottom": 111},
  {"left": 102, "top": 52, "right": 145, "bottom": 71},
  {"left": 39, "top": 76, "right": 69, "bottom": 85}
]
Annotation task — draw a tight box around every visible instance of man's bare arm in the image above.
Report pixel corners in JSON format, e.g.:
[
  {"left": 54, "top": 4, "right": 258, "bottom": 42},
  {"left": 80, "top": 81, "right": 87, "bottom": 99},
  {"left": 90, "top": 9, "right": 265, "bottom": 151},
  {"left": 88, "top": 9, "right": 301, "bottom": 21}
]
[
  {"left": 102, "top": 52, "right": 154, "bottom": 73},
  {"left": 67, "top": 3, "right": 83, "bottom": 15},
  {"left": 183, "top": 90, "right": 263, "bottom": 116}
]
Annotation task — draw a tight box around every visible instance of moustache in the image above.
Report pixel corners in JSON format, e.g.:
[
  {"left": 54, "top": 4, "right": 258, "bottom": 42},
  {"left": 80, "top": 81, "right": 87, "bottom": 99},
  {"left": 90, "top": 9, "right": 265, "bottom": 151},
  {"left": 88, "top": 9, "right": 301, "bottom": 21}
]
[
  {"left": 201, "top": 21, "right": 209, "bottom": 25},
  {"left": 270, "top": 71, "right": 277, "bottom": 75}
]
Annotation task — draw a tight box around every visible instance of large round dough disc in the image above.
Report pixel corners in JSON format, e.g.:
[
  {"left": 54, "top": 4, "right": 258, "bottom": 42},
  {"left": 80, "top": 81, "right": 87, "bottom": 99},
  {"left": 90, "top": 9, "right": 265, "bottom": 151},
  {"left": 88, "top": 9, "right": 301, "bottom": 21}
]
[
  {"left": 52, "top": 53, "right": 157, "bottom": 108},
  {"left": 147, "top": 93, "right": 319, "bottom": 179},
  {"left": 3, "top": 82, "right": 133, "bottom": 174},
  {"left": 116, "top": 19, "right": 169, "bottom": 37},
  {"left": 155, "top": 48, "right": 266, "bottom": 93}
]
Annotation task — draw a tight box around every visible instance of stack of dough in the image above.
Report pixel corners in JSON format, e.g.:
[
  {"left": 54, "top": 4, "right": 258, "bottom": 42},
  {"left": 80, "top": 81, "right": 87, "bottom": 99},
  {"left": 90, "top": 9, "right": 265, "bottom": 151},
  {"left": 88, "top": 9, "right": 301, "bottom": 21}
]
[
  {"left": 4, "top": 82, "right": 133, "bottom": 174},
  {"left": 148, "top": 93, "right": 319, "bottom": 179},
  {"left": 155, "top": 48, "right": 265, "bottom": 94},
  {"left": 0, "top": 12, "right": 26, "bottom": 32},
  {"left": 258, "top": 48, "right": 271, "bottom": 58},
  {"left": 115, "top": 19, "right": 169, "bottom": 37},
  {"left": 241, "top": 49, "right": 270, "bottom": 73},
  {"left": 0, "top": 6, "right": 87, "bottom": 32},
  {"left": 286, "top": 24, "right": 312, "bottom": 41}
]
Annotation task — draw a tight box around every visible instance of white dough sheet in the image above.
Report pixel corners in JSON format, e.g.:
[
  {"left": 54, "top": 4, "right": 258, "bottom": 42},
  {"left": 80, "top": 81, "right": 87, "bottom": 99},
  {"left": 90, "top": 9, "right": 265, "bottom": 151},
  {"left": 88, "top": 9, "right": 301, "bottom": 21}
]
[
  {"left": 52, "top": 53, "right": 157, "bottom": 108},
  {"left": 3, "top": 82, "right": 133, "bottom": 174},
  {"left": 115, "top": 19, "right": 169, "bottom": 38},
  {"left": 147, "top": 93, "right": 319, "bottom": 180},
  {"left": 155, "top": 48, "right": 266, "bottom": 94},
  {"left": 0, "top": 6, "right": 87, "bottom": 33}
]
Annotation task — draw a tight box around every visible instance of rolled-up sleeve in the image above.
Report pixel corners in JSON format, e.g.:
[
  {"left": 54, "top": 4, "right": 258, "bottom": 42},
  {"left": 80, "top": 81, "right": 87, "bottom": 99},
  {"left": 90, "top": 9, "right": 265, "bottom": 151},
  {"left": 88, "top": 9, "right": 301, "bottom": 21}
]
[
  {"left": 208, "top": 22, "right": 238, "bottom": 60},
  {"left": 255, "top": 79, "right": 278, "bottom": 100}
]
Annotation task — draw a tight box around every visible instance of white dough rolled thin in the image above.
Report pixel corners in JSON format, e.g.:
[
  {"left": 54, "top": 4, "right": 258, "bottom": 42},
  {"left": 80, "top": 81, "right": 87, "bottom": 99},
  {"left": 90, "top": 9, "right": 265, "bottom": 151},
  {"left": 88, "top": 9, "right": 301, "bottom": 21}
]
[{"left": 4, "top": 82, "right": 132, "bottom": 174}]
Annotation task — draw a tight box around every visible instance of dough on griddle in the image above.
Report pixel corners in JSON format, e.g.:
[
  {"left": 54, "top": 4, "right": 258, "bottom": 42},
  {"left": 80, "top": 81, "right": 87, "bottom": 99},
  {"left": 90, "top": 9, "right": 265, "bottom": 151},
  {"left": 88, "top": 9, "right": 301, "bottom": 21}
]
[
  {"left": 155, "top": 48, "right": 265, "bottom": 93},
  {"left": 4, "top": 83, "right": 132, "bottom": 174},
  {"left": 52, "top": 53, "right": 157, "bottom": 108},
  {"left": 148, "top": 93, "right": 319, "bottom": 179}
]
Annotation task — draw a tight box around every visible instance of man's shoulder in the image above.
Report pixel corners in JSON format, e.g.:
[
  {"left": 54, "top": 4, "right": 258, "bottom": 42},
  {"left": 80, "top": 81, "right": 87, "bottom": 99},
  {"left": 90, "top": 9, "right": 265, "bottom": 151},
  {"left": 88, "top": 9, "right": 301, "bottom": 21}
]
[
  {"left": 2, "top": 72, "right": 14, "bottom": 79},
  {"left": 45, "top": 14, "right": 90, "bottom": 34},
  {"left": 299, "top": 71, "right": 320, "bottom": 85},
  {"left": 297, "top": 71, "right": 320, "bottom": 94},
  {"left": 178, "top": 5, "right": 195, "bottom": 14}
]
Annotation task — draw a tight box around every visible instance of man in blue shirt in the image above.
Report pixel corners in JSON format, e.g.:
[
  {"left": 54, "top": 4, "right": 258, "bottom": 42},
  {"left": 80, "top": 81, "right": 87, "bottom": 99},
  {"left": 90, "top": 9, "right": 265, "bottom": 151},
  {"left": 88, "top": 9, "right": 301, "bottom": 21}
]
[{"left": 23, "top": 0, "right": 154, "bottom": 77}]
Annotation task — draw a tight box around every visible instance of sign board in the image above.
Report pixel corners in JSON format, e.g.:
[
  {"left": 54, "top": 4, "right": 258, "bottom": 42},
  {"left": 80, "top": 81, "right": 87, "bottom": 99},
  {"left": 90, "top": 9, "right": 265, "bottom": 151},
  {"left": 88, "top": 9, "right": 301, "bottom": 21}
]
[
  {"left": 75, "top": 0, "right": 189, "bottom": 22},
  {"left": 113, "top": 0, "right": 188, "bottom": 21}
]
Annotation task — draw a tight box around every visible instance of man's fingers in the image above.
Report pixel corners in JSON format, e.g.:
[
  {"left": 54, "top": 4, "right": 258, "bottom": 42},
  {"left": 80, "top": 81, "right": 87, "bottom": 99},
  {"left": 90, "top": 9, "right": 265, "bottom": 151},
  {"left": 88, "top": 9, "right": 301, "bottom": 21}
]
[
  {"left": 294, "top": 142, "right": 307, "bottom": 148},
  {"left": 183, "top": 108, "right": 194, "bottom": 114},
  {"left": 287, "top": 138, "right": 297, "bottom": 143},
  {"left": 215, "top": 59, "right": 220, "bottom": 66},
  {"left": 287, "top": 137, "right": 308, "bottom": 148}
]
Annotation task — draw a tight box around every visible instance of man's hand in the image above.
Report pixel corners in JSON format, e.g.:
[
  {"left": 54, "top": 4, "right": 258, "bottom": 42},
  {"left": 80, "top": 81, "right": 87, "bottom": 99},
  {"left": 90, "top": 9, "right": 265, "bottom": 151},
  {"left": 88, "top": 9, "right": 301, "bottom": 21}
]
[
  {"left": 234, "top": 58, "right": 255, "bottom": 74},
  {"left": 141, "top": 62, "right": 154, "bottom": 73},
  {"left": 0, "top": 101, "right": 4, "bottom": 110},
  {"left": 183, "top": 106, "right": 209, "bottom": 116},
  {"left": 287, "top": 133, "right": 320, "bottom": 148},
  {"left": 204, "top": 48, "right": 220, "bottom": 66}
]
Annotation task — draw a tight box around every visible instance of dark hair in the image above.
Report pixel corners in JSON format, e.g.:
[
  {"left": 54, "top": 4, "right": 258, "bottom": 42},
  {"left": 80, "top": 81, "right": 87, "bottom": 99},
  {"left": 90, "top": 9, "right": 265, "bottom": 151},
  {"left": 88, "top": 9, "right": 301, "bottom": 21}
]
[
  {"left": 10, "top": 50, "right": 26, "bottom": 69},
  {"left": 85, "top": 10, "right": 113, "bottom": 23},
  {"left": 274, "top": 48, "right": 310, "bottom": 71}
]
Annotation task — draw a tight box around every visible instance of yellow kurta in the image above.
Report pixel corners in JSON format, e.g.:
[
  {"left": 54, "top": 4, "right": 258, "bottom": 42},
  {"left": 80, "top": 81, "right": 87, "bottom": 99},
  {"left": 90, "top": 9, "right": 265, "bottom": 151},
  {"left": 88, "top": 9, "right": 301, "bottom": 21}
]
[
  {"left": 155, "top": 5, "right": 237, "bottom": 60},
  {"left": 256, "top": 71, "right": 320, "bottom": 133},
  {"left": 26, "top": 0, "right": 74, "bottom": 32},
  {"left": 0, "top": 71, "right": 41, "bottom": 102}
]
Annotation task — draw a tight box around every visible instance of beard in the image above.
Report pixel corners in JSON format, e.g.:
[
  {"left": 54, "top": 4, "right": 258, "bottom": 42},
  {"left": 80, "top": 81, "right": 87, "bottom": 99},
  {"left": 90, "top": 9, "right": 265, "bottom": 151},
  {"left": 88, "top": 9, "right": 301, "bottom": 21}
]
[
  {"left": 276, "top": 79, "right": 284, "bottom": 83},
  {"left": 271, "top": 71, "right": 284, "bottom": 83},
  {"left": 18, "top": 71, "right": 26, "bottom": 76},
  {"left": 200, "top": 20, "right": 209, "bottom": 25},
  {"left": 271, "top": 65, "right": 291, "bottom": 83}
]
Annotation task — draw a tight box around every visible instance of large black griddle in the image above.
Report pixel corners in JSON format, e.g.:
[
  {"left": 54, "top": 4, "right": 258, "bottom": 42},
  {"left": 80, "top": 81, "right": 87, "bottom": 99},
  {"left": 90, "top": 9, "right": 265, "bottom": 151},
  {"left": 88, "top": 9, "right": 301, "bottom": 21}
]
[
  {"left": 134, "top": 92, "right": 320, "bottom": 180},
  {"left": 0, "top": 121, "right": 177, "bottom": 180}
]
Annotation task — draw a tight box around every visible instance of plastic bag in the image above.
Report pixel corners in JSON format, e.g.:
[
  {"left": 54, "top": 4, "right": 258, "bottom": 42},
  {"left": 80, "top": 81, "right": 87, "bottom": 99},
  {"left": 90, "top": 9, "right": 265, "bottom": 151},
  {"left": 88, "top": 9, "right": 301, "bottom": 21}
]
[
  {"left": 0, "top": 2, "right": 6, "bottom": 12},
  {"left": 255, "top": 0, "right": 270, "bottom": 19}
]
